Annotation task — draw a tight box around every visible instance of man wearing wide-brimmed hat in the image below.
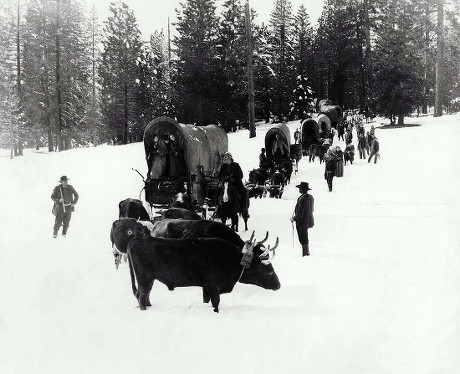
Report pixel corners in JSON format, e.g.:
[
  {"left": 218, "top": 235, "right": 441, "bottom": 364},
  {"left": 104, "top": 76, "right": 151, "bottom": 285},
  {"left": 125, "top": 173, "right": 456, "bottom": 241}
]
[
  {"left": 51, "top": 175, "right": 79, "bottom": 238},
  {"left": 290, "top": 182, "right": 314, "bottom": 256}
]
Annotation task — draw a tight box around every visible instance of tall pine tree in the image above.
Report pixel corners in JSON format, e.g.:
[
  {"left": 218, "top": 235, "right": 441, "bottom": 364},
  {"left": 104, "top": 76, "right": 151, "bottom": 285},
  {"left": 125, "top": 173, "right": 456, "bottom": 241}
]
[{"left": 99, "top": 1, "right": 143, "bottom": 143}]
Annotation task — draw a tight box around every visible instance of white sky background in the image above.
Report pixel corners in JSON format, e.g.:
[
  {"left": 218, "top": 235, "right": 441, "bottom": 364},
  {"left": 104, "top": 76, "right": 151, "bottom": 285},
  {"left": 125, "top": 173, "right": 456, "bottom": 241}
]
[{"left": 91, "top": 0, "right": 325, "bottom": 40}]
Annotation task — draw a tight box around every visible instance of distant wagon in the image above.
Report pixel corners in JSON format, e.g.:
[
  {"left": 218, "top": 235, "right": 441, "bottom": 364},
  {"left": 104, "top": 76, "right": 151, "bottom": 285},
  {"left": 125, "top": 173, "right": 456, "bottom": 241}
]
[
  {"left": 265, "top": 123, "right": 291, "bottom": 162},
  {"left": 300, "top": 118, "right": 321, "bottom": 153},
  {"left": 144, "top": 116, "right": 228, "bottom": 206}
]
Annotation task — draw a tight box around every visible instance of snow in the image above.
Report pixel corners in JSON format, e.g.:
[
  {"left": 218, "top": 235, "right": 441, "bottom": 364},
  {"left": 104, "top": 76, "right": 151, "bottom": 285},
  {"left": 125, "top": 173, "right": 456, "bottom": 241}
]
[{"left": 1, "top": 113, "right": 460, "bottom": 374}]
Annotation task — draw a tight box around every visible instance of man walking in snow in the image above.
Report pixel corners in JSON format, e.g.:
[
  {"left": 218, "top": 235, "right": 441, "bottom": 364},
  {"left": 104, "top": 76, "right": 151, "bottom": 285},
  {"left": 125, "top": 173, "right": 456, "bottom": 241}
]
[
  {"left": 291, "top": 182, "right": 314, "bottom": 257},
  {"left": 368, "top": 137, "right": 380, "bottom": 164},
  {"left": 323, "top": 148, "right": 337, "bottom": 192},
  {"left": 51, "top": 175, "right": 79, "bottom": 238}
]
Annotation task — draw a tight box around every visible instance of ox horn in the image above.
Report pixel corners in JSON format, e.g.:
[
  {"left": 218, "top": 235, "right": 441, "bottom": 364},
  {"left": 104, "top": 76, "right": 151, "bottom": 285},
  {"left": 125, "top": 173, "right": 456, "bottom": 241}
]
[
  {"left": 270, "top": 237, "right": 279, "bottom": 258},
  {"left": 256, "top": 231, "right": 269, "bottom": 245}
]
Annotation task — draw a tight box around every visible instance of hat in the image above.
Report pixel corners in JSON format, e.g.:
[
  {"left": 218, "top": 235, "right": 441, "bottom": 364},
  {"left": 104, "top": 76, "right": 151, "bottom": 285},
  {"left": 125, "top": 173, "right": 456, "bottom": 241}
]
[
  {"left": 296, "top": 182, "right": 311, "bottom": 191},
  {"left": 223, "top": 151, "right": 233, "bottom": 159},
  {"left": 59, "top": 175, "right": 69, "bottom": 182}
]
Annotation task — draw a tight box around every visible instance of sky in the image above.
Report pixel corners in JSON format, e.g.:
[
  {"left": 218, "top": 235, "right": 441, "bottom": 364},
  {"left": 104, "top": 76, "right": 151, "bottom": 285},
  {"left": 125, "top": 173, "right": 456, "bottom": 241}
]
[{"left": 92, "top": 0, "right": 325, "bottom": 40}]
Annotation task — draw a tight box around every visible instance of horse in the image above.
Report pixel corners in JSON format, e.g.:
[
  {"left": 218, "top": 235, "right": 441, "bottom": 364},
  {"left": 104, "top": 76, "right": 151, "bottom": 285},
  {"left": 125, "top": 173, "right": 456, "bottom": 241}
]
[{"left": 216, "top": 182, "right": 249, "bottom": 231}]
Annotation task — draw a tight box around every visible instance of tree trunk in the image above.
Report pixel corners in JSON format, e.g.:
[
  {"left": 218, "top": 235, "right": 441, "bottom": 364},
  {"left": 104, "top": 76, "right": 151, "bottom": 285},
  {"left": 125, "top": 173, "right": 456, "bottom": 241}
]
[
  {"left": 56, "top": 0, "right": 64, "bottom": 150},
  {"left": 434, "top": 0, "right": 444, "bottom": 117},
  {"left": 48, "top": 126, "right": 54, "bottom": 152},
  {"left": 363, "top": 0, "right": 373, "bottom": 106},
  {"left": 16, "top": 0, "right": 23, "bottom": 156},
  {"left": 245, "top": 1, "right": 255, "bottom": 138},
  {"left": 422, "top": 3, "right": 430, "bottom": 114},
  {"left": 124, "top": 83, "right": 128, "bottom": 144},
  {"left": 397, "top": 114, "right": 404, "bottom": 125}
]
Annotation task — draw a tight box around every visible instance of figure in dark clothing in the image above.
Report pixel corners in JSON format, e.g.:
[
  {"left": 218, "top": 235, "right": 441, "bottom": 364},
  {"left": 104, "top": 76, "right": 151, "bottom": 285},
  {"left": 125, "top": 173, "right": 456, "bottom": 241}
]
[
  {"left": 324, "top": 148, "right": 337, "bottom": 191},
  {"left": 368, "top": 137, "right": 380, "bottom": 164},
  {"left": 272, "top": 134, "right": 289, "bottom": 162},
  {"left": 337, "top": 117, "right": 345, "bottom": 141},
  {"left": 290, "top": 182, "right": 314, "bottom": 256},
  {"left": 357, "top": 134, "right": 368, "bottom": 159},
  {"left": 294, "top": 128, "right": 301, "bottom": 144},
  {"left": 259, "top": 148, "right": 269, "bottom": 169},
  {"left": 168, "top": 134, "right": 186, "bottom": 177},
  {"left": 51, "top": 175, "right": 79, "bottom": 238},
  {"left": 345, "top": 129, "right": 353, "bottom": 146},
  {"left": 148, "top": 136, "right": 167, "bottom": 179},
  {"left": 218, "top": 152, "right": 249, "bottom": 217}
]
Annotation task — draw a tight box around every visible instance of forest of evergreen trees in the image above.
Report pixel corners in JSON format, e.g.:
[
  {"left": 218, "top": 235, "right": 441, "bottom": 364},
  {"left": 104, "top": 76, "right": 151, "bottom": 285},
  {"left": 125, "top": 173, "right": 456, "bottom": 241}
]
[{"left": 0, "top": 0, "right": 459, "bottom": 155}]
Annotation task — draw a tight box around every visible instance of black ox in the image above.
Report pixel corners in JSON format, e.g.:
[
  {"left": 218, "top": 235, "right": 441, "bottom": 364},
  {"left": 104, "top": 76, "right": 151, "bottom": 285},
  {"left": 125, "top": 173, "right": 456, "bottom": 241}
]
[
  {"left": 119, "top": 198, "right": 150, "bottom": 220},
  {"left": 150, "top": 218, "right": 278, "bottom": 256},
  {"left": 110, "top": 218, "right": 280, "bottom": 313}
]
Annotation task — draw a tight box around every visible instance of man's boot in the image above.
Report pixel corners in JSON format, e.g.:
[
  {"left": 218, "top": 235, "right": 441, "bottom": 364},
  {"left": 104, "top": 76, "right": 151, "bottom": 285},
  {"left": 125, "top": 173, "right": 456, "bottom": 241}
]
[{"left": 302, "top": 243, "right": 310, "bottom": 256}]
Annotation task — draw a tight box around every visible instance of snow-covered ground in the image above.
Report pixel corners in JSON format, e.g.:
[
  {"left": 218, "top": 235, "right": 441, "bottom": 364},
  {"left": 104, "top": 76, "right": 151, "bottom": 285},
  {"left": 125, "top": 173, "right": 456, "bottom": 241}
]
[{"left": 1, "top": 113, "right": 459, "bottom": 374}]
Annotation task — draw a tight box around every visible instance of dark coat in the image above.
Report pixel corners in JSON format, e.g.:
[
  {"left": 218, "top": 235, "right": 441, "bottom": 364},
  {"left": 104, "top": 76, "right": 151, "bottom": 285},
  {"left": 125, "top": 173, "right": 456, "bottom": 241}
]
[
  {"left": 218, "top": 161, "right": 243, "bottom": 185},
  {"left": 51, "top": 184, "right": 79, "bottom": 205},
  {"left": 292, "top": 193, "right": 314, "bottom": 244},
  {"left": 370, "top": 139, "right": 380, "bottom": 153}
]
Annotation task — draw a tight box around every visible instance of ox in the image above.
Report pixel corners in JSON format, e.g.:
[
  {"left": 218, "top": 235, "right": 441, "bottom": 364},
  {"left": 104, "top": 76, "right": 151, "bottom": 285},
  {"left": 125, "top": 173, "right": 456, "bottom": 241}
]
[
  {"left": 110, "top": 218, "right": 280, "bottom": 313},
  {"left": 149, "top": 218, "right": 278, "bottom": 258},
  {"left": 247, "top": 168, "right": 268, "bottom": 199},
  {"left": 119, "top": 198, "right": 150, "bottom": 220},
  {"left": 169, "top": 192, "right": 194, "bottom": 211},
  {"left": 155, "top": 207, "right": 202, "bottom": 221},
  {"left": 308, "top": 144, "right": 327, "bottom": 163}
]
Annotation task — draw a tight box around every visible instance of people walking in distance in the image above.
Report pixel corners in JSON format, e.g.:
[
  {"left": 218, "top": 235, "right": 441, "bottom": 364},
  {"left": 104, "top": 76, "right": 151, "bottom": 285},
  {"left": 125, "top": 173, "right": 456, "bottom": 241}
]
[{"left": 51, "top": 175, "right": 79, "bottom": 238}]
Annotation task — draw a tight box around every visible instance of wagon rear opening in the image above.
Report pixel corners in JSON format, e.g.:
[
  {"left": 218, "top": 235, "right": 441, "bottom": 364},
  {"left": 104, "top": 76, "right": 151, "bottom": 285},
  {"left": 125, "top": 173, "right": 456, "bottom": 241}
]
[{"left": 143, "top": 116, "right": 228, "bottom": 207}]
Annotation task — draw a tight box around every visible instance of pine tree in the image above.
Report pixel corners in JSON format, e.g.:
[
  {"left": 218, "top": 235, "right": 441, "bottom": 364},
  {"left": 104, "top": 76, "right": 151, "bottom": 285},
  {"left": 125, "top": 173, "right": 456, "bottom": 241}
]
[
  {"left": 253, "top": 22, "right": 276, "bottom": 123},
  {"left": 99, "top": 1, "right": 143, "bottom": 144},
  {"left": 0, "top": 1, "right": 23, "bottom": 156},
  {"left": 21, "top": 0, "right": 93, "bottom": 151},
  {"left": 269, "top": 0, "right": 295, "bottom": 120},
  {"left": 173, "top": 0, "right": 221, "bottom": 125},
  {"left": 372, "top": 0, "right": 425, "bottom": 125},
  {"left": 290, "top": 5, "right": 314, "bottom": 120}
]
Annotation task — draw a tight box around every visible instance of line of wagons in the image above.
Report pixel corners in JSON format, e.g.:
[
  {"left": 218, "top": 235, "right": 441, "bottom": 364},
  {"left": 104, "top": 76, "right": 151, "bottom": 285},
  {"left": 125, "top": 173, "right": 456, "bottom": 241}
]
[
  {"left": 140, "top": 116, "right": 302, "bottom": 220},
  {"left": 139, "top": 106, "right": 341, "bottom": 219}
]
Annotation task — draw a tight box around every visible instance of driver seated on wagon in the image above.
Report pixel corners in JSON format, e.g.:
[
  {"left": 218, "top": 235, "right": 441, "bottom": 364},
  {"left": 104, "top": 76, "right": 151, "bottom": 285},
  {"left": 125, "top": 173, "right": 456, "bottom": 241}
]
[{"left": 218, "top": 152, "right": 249, "bottom": 216}]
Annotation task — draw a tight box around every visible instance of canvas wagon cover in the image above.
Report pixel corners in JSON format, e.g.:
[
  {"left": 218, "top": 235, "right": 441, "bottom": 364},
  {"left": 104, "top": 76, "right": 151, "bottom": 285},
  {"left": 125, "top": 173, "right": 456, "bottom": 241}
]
[
  {"left": 316, "top": 113, "right": 331, "bottom": 136},
  {"left": 144, "top": 116, "right": 228, "bottom": 177},
  {"left": 301, "top": 118, "right": 320, "bottom": 145},
  {"left": 265, "top": 123, "right": 291, "bottom": 161}
]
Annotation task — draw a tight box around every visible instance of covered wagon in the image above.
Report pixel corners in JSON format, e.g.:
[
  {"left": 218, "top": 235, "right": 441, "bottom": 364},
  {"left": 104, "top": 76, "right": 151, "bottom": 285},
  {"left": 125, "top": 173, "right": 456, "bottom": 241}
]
[
  {"left": 265, "top": 123, "right": 291, "bottom": 162},
  {"left": 300, "top": 118, "right": 321, "bottom": 152},
  {"left": 144, "top": 116, "right": 228, "bottom": 205}
]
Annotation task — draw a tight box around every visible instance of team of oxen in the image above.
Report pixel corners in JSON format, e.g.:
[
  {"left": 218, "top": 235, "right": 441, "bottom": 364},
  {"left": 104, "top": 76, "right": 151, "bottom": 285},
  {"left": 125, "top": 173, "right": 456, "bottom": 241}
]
[{"left": 111, "top": 196, "right": 280, "bottom": 313}]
